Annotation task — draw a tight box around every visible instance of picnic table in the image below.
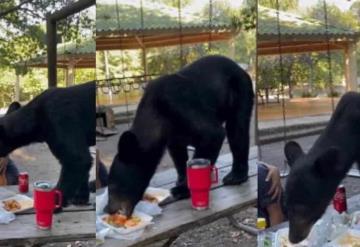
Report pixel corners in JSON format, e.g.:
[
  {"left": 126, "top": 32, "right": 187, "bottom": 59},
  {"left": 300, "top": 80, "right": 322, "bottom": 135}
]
[
  {"left": 263, "top": 193, "right": 360, "bottom": 246},
  {"left": 100, "top": 146, "right": 258, "bottom": 247},
  {"left": 0, "top": 185, "right": 95, "bottom": 247}
]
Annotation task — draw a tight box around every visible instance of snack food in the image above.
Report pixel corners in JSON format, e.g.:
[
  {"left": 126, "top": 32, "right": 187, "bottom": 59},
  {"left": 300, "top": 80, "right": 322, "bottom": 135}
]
[
  {"left": 3, "top": 199, "right": 21, "bottom": 212},
  {"left": 102, "top": 214, "right": 141, "bottom": 228},
  {"left": 337, "top": 233, "right": 360, "bottom": 246},
  {"left": 143, "top": 193, "right": 159, "bottom": 203},
  {"left": 279, "top": 236, "right": 308, "bottom": 247}
]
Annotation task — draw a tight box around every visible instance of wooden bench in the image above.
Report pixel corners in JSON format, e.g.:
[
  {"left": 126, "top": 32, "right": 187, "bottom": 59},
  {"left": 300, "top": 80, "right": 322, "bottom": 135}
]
[
  {"left": 0, "top": 186, "right": 95, "bottom": 247},
  {"left": 101, "top": 146, "right": 258, "bottom": 247}
]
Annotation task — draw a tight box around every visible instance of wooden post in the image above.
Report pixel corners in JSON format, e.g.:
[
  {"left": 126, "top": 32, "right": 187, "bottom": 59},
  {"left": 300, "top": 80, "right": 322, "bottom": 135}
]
[
  {"left": 47, "top": 17, "right": 57, "bottom": 88},
  {"left": 228, "top": 36, "right": 236, "bottom": 59},
  {"left": 68, "top": 63, "right": 75, "bottom": 86},
  {"left": 15, "top": 74, "right": 20, "bottom": 102},
  {"left": 65, "top": 63, "right": 75, "bottom": 87},
  {"left": 344, "top": 42, "right": 358, "bottom": 92},
  {"left": 142, "top": 47, "right": 148, "bottom": 80},
  {"left": 104, "top": 50, "right": 110, "bottom": 79}
]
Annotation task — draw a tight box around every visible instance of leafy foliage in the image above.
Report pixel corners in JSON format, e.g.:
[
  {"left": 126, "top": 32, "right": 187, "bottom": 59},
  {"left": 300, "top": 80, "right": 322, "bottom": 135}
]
[{"left": 0, "top": 0, "right": 94, "bottom": 106}]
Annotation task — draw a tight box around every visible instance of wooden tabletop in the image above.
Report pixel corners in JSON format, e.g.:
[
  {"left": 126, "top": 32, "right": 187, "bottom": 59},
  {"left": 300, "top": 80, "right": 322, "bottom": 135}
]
[
  {"left": 102, "top": 147, "right": 259, "bottom": 247},
  {"left": 0, "top": 185, "right": 95, "bottom": 246}
]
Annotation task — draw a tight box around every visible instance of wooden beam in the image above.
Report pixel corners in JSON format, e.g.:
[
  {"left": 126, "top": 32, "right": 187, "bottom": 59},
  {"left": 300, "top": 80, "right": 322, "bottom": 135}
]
[
  {"left": 257, "top": 43, "right": 346, "bottom": 55},
  {"left": 96, "top": 33, "right": 233, "bottom": 50},
  {"left": 257, "top": 40, "right": 349, "bottom": 49},
  {"left": 344, "top": 42, "right": 358, "bottom": 91},
  {"left": 96, "top": 26, "right": 237, "bottom": 38},
  {"left": 96, "top": 33, "right": 232, "bottom": 46}
]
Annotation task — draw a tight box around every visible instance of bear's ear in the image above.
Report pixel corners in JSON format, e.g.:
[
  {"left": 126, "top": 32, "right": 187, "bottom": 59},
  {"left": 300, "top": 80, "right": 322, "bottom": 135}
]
[
  {"left": 6, "top": 102, "right": 21, "bottom": 115},
  {"left": 118, "top": 131, "right": 139, "bottom": 163},
  {"left": 284, "top": 141, "right": 304, "bottom": 167},
  {"left": 314, "top": 147, "right": 343, "bottom": 177}
]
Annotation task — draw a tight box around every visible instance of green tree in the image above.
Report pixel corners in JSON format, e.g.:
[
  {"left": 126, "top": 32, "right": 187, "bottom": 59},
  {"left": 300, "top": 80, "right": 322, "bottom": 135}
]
[
  {"left": 0, "top": 0, "right": 94, "bottom": 68},
  {"left": 258, "top": 0, "right": 299, "bottom": 10}
]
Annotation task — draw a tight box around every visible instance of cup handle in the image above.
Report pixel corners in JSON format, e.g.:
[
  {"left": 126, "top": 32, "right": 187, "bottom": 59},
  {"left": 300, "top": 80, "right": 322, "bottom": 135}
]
[
  {"left": 55, "top": 190, "right": 62, "bottom": 209},
  {"left": 212, "top": 166, "right": 218, "bottom": 184}
]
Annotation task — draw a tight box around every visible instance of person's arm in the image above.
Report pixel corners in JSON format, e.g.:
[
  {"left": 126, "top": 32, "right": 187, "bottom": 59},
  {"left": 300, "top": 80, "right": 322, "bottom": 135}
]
[
  {"left": 262, "top": 163, "right": 282, "bottom": 201},
  {"left": 266, "top": 201, "right": 286, "bottom": 226}
]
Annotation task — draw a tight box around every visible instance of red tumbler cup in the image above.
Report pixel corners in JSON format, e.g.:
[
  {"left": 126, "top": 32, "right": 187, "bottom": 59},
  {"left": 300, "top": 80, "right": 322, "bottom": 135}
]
[
  {"left": 33, "top": 181, "right": 62, "bottom": 230},
  {"left": 187, "top": 159, "right": 218, "bottom": 210}
]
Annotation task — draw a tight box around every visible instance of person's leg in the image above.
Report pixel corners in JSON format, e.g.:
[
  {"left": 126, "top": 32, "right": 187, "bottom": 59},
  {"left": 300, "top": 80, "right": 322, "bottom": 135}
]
[{"left": 5, "top": 159, "right": 19, "bottom": 185}]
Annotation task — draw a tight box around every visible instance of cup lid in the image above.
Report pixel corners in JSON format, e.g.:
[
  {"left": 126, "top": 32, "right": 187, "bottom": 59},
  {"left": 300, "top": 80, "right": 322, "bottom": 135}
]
[
  {"left": 34, "top": 181, "right": 55, "bottom": 191},
  {"left": 187, "top": 158, "right": 210, "bottom": 168}
]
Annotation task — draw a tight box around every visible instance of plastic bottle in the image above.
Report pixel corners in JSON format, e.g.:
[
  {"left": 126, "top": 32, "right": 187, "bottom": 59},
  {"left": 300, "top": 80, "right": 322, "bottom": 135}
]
[{"left": 257, "top": 218, "right": 272, "bottom": 247}]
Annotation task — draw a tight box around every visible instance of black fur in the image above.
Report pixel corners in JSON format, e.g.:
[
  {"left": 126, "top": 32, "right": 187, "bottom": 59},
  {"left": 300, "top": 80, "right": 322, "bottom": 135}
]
[
  {"left": 106, "top": 55, "right": 254, "bottom": 216},
  {"left": 284, "top": 92, "right": 360, "bottom": 243},
  {"left": 0, "top": 82, "right": 96, "bottom": 206}
]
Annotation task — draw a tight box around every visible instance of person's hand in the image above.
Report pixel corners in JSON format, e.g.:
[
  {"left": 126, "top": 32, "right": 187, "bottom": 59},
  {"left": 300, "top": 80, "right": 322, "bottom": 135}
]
[{"left": 264, "top": 164, "right": 282, "bottom": 202}]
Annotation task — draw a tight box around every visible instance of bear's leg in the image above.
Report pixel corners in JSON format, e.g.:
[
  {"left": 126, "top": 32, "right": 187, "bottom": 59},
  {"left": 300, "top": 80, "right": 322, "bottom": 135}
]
[
  {"left": 72, "top": 171, "right": 90, "bottom": 205},
  {"left": 56, "top": 154, "right": 91, "bottom": 206},
  {"left": 223, "top": 110, "right": 251, "bottom": 185},
  {"left": 168, "top": 142, "right": 189, "bottom": 200},
  {"left": 50, "top": 141, "right": 92, "bottom": 207}
]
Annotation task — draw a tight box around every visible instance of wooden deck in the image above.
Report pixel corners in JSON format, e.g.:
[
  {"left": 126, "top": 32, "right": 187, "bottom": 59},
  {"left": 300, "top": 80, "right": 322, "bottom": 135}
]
[
  {"left": 0, "top": 186, "right": 95, "bottom": 246},
  {"left": 102, "top": 147, "right": 258, "bottom": 247},
  {"left": 258, "top": 97, "right": 340, "bottom": 121}
]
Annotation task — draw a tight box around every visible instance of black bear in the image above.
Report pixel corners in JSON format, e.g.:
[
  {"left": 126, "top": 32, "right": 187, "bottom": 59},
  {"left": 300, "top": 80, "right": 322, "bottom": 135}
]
[
  {"left": 0, "top": 82, "right": 96, "bottom": 206},
  {"left": 284, "top": 92, "right": 360, "bottom": 243},
  {"left": 106, "top": 55, "right": 254, "bottom": 216}
]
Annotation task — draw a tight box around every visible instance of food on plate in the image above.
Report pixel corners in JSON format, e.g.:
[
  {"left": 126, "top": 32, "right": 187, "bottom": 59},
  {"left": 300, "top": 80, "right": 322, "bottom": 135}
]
[
  {"left": 143, "top": 193, "right": 159, "bottom": 203},
  {"left": 337, "top": 233, "right": 360, "bottom": 246},
  {"left": 279, "top": 236, "right": 308, "bottom": 247},
  {"left": 2, "top": 199, "right": 21, "bottom": 212},
  {"left": 103, "top": 213, "right": 141, "bottom": 228}
]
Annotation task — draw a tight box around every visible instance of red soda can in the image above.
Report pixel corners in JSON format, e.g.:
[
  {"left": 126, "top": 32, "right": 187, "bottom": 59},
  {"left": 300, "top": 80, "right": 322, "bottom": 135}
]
[
  {"left": 18, "top": 172, "right": 29, "bottom": 193},
  {"left": 333, "top": 184, "right": 347, "bottom": 213}
]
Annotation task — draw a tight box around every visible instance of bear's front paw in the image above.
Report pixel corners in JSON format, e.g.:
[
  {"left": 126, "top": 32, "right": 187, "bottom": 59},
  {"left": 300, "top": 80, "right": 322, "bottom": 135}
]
[
  {"left": 223, "top": 170, "right": 248, "bottom": 185},
  {"left": 170, "top": 184, "right": 190, "bottom": 200},
  {"left": 72, "top": 193, "right": 90, "bottom": 206}
]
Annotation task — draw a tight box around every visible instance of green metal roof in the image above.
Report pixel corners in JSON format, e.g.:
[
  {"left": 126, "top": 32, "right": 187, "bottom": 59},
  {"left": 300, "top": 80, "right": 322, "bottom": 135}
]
[
  {"left": 22, "top": 39, "right": 95, "bottom": 68},
  {"left": 96, "top": 0, "right": 232, "bottom": 33},
  {"left": 258, "top": 6, "right": 359, "bottom": 40},
  {"left": 55, "top": 38, "right": 95, "bottom": 56}
]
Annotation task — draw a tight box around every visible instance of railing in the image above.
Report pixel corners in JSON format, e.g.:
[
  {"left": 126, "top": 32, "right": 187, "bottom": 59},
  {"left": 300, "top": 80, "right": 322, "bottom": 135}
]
[{"left": 96, "top": 74, "right": 160, "bottom": 95}]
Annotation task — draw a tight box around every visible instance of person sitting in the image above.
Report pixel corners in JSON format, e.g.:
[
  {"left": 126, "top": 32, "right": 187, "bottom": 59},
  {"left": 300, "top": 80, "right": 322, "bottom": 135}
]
[
  {"left": 258, "top": 162, "right": 286, "bottom": 227},
  {"left": 89, "top": 150, "right": 108, "bottom": 192},
  {"left": 0, "top": 156, "right": 19, "bottom": 186}
]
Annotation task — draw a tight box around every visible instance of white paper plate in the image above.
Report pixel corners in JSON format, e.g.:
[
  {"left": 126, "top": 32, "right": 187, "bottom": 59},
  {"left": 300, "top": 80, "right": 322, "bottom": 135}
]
[
  {"left": 327, "top": 229, "right": 360, "bottom": 247},
  {"left": 275, "top": 228, "right": 309, "bottom": 247},
  {"left": 0, "top": 194, "right": 33, "bottom": 213},
  {"left": 99, "top": 211, "right": 153, "bottom": 235},
  {"left": 143, "top": 187, "right": 170, "bottom": 204},
  {"left": 351, "top": 211, "right": 360, "bottom": 230}
]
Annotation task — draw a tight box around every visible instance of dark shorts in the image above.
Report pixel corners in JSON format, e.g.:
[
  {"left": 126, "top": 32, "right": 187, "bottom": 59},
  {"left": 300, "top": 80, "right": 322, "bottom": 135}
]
[{"left": 6, "top": 159, "right": 19, "bottom": 185}]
